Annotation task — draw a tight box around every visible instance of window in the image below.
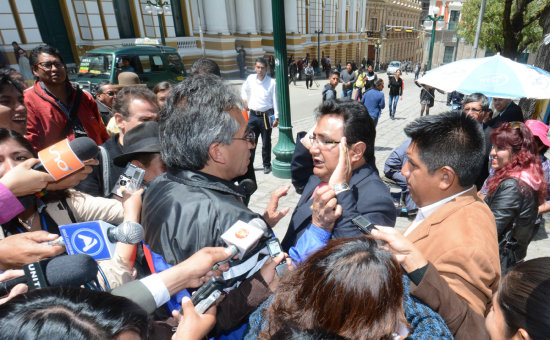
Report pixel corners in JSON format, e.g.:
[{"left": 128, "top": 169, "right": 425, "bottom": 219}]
[
  {"left": 443, "top": 46, "right": 454, "bottom": 64},
  {"left": 448, "top": 10, "right": 460, "bottom": 31},
  {"left": 113, "top": 0, "right": 135, "bottom": 39},
  {"left": 151, "top": 55, "right": 165, "bottom": 72},
  {"left": 77, "top": 54, "right": 113, "bottom": 80},
  {"left": 167, "top": 54, "right": 185, "bottom": 75},
  {"left": 370, "top": 18, "right": 377, "bottom": 32},
  {"left": 139, "top": 55, "right": 152, "bottom": 73}
]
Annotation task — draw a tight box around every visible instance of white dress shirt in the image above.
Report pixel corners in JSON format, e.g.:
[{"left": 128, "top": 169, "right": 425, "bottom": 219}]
[
  {"left": 404, "top": 186, "right": 475, "bottom": 237},
  {"left": 241, "top": 74, "right": 279, "bottom": 118}
]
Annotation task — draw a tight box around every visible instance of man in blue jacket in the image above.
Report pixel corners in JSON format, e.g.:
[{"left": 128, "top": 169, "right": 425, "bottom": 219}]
[
  {"left": 361, "top": 78, "right": 385, "bottom": 126},
  {"left": 284, "top": 99, "right": 396, "bottom": 251}
]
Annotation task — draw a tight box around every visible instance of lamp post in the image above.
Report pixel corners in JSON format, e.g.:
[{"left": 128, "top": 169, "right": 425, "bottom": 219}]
[
  {"left": 144, "top": 0, "right": 172, "bottom": 46},
  {"left": 423, "top": 6, "right": 444, "bottom": 71},
  {"left": 375, "top": 39, "right": 381, "bottom": 71},
  {"left": 315, "top": 29, "right": 322, "bottom": 75}
]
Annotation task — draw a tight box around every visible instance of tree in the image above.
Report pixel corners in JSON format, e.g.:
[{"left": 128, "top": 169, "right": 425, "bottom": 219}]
[{"left": 458, "top": 0, "right": 550, "bottom": 60}]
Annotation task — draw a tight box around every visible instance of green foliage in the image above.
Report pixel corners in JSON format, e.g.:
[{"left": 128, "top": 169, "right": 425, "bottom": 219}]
[{"left": 457, "top": 0, "right": 545, "bottom": 54}]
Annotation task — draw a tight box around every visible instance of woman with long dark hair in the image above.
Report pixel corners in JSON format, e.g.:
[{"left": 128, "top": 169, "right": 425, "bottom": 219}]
[
  {"left": 484, "top": 122, "right": 546, "bottom": 274},
  {"left": 387, "top": 69, "right": 403, "bottom": 119}
]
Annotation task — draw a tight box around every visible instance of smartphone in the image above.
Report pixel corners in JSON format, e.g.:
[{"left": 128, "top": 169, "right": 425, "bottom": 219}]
[
  {"left": 111, "top": 163, "right": 146, "bottom": 197},
  {"left": 266, "top": 238, "right": 283, "bottom": 258},
  {"left": 351, "top": 215, "right": 376, "bottom": 235}
]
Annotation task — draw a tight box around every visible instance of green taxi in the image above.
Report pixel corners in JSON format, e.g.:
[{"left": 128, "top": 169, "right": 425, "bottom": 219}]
[{"left": 75, "top": 43, "right": 186, "bottom": 93}]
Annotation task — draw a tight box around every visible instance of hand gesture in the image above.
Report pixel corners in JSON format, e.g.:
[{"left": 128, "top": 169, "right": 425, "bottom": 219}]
[
  {"left": 369, "top": 226, "right": 427, "bottom": 273},
  {"left": 0, "top": 159, "right": 52, "bottom": 197},
  {"left": 0, "top": 231, "right": 65, "bottom": 271},
  {"left": 328, "top": 137, "right": 352, "bottom": 187},
  {"left": 311, "top": 185, "right": 342, "bottom": 233},
  {"left": 178, "top": 247, "right": 235, "bottom": 289},
  {"left": 263, "top": 185, "right": 291, "bottom": 227},
  {"left": 171, "top": 297, "right": 217, "bottom": 340}
]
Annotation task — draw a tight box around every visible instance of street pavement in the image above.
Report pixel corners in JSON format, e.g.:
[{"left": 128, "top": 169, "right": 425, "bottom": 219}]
[{"left": 232, "top": 71, "right": 550, "bottom": 261}]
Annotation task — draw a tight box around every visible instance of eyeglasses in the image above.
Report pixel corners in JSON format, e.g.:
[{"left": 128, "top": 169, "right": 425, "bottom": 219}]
[
  {"left": 309, "top": 135, "right": 340, "bottom": 148},
  {"left": 508, "top": 122, "right": 522, "bottom": 130},
  {"left": 463, "top": 107, "right": 482, "bottom": 114},
  {"left": 102, "top": 91, "right": 116, "bottom": 96},
  {"left": 37, "top": 62, "right": 64, "bottom": 70},
  {"left": 233, "top": 131, "right": 255, "bottom": 144}
]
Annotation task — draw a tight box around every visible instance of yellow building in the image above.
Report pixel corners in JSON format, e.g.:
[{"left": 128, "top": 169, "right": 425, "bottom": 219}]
[{"left": 0, "top": 0, "right": 424, "bottom": 76}]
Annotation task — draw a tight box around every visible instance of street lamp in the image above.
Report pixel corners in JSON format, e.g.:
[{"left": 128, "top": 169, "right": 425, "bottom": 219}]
[
  {"left": 423, "top": 6, "right": 444, "bottom": 70},
  {"left": 375, "top": 39, "right": 382, "bottom": 71},
  {"left": 315, "top": 30, "right": 322, "bottom": 75},
  {"left": 144, "top": 0, "right": 172, "bottom": 46}
]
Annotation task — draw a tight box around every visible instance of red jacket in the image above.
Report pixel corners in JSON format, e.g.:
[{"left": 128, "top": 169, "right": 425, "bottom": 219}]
[{"left": 24, "top": 81, "right": 109, "bottom": 151}]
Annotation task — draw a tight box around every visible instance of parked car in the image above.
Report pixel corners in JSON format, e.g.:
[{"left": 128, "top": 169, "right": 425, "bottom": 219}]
[
  {"left": 387, "top": 61, "right": 402, "bottom": 76},
  {"left": 75, "top": 42, "right": 186, "bottom": 94}
]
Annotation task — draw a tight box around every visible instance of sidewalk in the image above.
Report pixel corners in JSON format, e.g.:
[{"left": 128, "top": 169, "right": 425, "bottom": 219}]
[{"left": 242, "top": 72, "right": 550, "bottom": 261}]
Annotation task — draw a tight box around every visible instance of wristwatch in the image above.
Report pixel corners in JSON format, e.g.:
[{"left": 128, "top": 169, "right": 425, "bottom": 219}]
[{"left": 333, "top": 183, "right": 350, "bottom": 195}]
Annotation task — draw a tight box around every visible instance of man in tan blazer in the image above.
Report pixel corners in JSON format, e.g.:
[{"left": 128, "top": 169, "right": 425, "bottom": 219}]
[{"left": 401, "top": 111, "right": 500, "bottom": 316}]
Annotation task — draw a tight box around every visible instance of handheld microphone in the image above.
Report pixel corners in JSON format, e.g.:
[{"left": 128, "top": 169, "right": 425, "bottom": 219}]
[
  {"left": 33, "top": 137, "right": 99, "bottom": 181},
  {"left": 220, "top": 220, "right": 265, "bottom": 260},
  {"left": 0, "top": 254, "right": 98, "bottom": 295},
  {"left": 58, "top": 221, "right": 144, "bottom": 260},
  {"left": 238, "top": 178, "right": 257, "bottom": 196}
]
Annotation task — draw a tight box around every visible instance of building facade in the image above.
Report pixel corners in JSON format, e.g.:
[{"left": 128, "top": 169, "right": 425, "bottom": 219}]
[{"left": 0, "top": 0, "right": 425, "bottom": 76}]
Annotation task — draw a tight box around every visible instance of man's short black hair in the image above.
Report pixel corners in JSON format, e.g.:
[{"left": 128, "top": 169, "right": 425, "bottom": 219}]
[
  {"left": 190, "top": 58, "right": 221, "bottom": 77},
  {"left": 329, "top": 70, "right": 340, "bottom": 77},
  {"left": 404, "top": 111, "right": 484, "bottom": 187},
  {"left": 255, "top": 57, "right": 267, "bottom": 67},
  {"left": 29, "top": 45, "right": 65, "bottom": 68},
  {"left": 95, "top": 81, "right": 112, "bottom": 94},
  {"left": 315, "top": 99, "right": 375, "bottom": 163}
]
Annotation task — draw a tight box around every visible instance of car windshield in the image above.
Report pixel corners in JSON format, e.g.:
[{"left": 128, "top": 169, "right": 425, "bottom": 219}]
[
  {"left": 77, "top": 54, "right": 113, "bottom": 79},
  {"left": 389, "top": 62, "right": 400, "bottom": 67}
]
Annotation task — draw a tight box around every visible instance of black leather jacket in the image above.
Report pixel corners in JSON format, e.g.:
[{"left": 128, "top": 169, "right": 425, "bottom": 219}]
[
  {"left": 141, "top": 167, "right": 264, "bottom": 265},
  {"left": 484, "top": 178, "right": 539, "bottom": 260}
]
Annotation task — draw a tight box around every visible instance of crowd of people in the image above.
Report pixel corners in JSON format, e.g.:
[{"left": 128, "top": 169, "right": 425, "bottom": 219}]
[{"left": 0, "top": 42, "right": 548, "bottom": 340}]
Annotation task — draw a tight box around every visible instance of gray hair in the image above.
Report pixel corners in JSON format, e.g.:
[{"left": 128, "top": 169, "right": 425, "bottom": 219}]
[
  {"left": 463, "top": 93, "right": 490, "bottom": 112},
  {"left": 159, "top": 74, "right": 241, "bottom": 170}
]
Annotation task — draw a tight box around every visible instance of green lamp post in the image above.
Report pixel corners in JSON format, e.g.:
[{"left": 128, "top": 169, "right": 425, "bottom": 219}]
[
  {"left": 271, "top": 0, "right": 295, "bottom": 179},
  {"left": 424, "top": 6, "right": 444, "bottom": 71},
  {"left": 144, "top": 0, "right": 172, "bottom": 46}
]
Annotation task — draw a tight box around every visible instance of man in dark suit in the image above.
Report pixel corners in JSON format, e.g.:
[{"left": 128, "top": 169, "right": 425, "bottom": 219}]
[
  {"left": 487, "top": 97, "right": 523, "bottom": 127},
  {"left": 282, "top": 99, "right": 396, "bottom": 251}
]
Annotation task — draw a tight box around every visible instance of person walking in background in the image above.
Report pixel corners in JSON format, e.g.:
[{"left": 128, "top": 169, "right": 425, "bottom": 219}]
[
  {"left": 388, "top": 69, "right": 403, "bottom": 119},
  {"left": 242, "top": 57, "right": 278, "bottom": 174},
  {"left": 339, "top": 62, "right": 356, "bottom": 99},
  {"left": 321, "top": 70, "right": 339, "bottom": 101},
  {"left": 236, "top": 45, "right": 246, "bottom": 79},
  {"left": 414, "top": 80, "right": 442, "bottom": 117},
  {"left": 304, "top": 62, "right": 314, "bottom": 90},
  {"left": 353, "top": 66, "right": 367, "bottom": 101},
  {"left": 414, "top": 62, "right": 421, "bottom": 80},
  {"left": 361, "top": 78, "right": 385, "bottom": 127},
  {"left": 288, "top": 60, "right": 298, "bottom": 86}
]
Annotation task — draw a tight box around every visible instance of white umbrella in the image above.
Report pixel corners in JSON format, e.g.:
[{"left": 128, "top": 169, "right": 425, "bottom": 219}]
[{"left": 417, "top": 54, "right": 550, "bottom": 99}]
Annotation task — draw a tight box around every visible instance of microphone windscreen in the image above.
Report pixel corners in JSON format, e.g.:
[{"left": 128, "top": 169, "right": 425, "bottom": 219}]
[
  {"left": 68, "top": 137, "right": 99, "bottom": 160},
  {"left": 45, "top": 254, "right": 98, "bottom": 287},
  {"left": 239, "top": 179, "right": 257, "bottom": 196},
  {"left": 109, "top": 222, "right": 144, "bottom": 244}
]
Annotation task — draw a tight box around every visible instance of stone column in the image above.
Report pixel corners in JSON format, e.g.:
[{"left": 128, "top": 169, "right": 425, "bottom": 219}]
[
  {"left": 337, "top": 0, "right": 346, "bottom": 33},
  {"left": 260, "top": 0, "right": 273, "bottom": 33},
  {"left": 203, "top": 0, "right": 229, "bottom": 34},
  {"left": 284, "top": 0, "right": 298, "bottom": 33},
  {"left": 236, "top": 0, "right": 257, "bottom": 34}
]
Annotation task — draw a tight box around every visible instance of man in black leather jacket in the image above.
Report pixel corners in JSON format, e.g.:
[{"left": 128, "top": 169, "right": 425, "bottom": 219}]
[{"left": 141, "top": 74, "right": 285, "bottom": 266}]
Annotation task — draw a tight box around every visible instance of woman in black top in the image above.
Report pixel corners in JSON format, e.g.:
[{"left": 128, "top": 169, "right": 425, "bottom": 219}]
[{"left": 388, "top": 69, "right": 403, "bottom": 119}]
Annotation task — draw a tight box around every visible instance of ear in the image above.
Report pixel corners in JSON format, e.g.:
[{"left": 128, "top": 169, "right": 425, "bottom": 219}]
[
  {"left": 516, "top": 328, "right": 530, "bottom": 340},
  {"left": 438, "top": 166, "right": 456, "bottom": 191},
  {"left": 348, "top": 141, "right": 366, "bottom": 163},
  {"left": 114, "top": 113, "right": 125, "bottom": 130},
  {"left": 32, "top": 66, "right": 39, "bottom": 78},
  {"left": 207, "top": 142, "right": 225, "bottom": 165}
]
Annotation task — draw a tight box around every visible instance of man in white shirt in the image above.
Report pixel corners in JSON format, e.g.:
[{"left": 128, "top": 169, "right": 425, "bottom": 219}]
[
  {"left": 241, "top": 57, "right": 278, "bottom": 174},
  {"left": 400, "top": 111, "right": 500, "bottom": 316}
]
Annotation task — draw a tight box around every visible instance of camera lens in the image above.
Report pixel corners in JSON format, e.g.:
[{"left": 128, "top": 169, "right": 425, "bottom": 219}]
[{"left": 120, "top": 180, "right": 127, "bottom": 186}]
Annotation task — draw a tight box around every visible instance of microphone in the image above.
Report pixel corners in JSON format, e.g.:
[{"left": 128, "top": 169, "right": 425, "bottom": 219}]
[
  {"left": 57, "top": 221, "right": 144, "bottom": 260},
  {"left": 0, "top": 254, "right": 98, "bottom": 295},
  {"left": 220, "top": 220, "right": 265, "bottom": 260},
  {"left": 33, "top": 137, "right": 99, "bottom": 181},
  {"left": 238, "top": 178, "right": 257, "bottom": 196}
]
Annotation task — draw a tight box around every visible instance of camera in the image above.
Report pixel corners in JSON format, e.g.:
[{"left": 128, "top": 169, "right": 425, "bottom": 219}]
[{"left": 111, "top": 163, "right": 146, "bottom": 197}]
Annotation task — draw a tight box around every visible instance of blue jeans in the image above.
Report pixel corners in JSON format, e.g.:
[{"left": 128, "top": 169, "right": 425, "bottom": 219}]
[
  {"left": 342, "top": 89, "right": 353, "bottom": 99},
  {"left": 389, "top": 95, "right": 399, "bottom": 116}
]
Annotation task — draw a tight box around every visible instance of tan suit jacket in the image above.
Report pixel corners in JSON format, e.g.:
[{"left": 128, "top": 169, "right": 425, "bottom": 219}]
[{"left": 405, "top": 187, "right": 501, "bottom": 316}]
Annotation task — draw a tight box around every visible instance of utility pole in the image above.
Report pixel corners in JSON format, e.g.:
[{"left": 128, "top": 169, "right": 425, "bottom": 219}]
[
  {"left": 271, "top": 0, "right": 294, "bottom": 178},
  {"left": 472, "top": 0, "right": 487, "bottom": 58}
]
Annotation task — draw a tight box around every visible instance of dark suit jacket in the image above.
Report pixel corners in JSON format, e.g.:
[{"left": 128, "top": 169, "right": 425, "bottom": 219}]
[
  {"left": 283, "top": 142, "right": 396, "bottom": 251},
  {"left": 488, "top": 101, "right": 523, "bottom": 127}
]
